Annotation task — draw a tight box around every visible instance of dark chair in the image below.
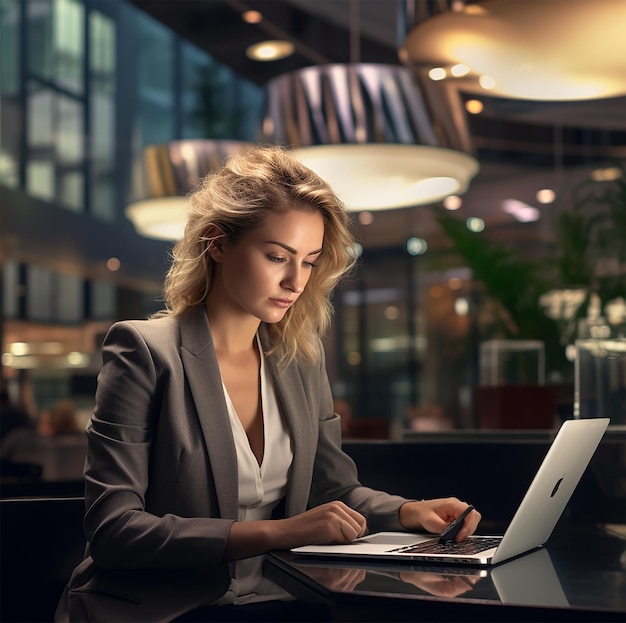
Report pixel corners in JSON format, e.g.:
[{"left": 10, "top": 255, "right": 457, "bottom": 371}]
[
  {"left": 0, "top": 458, "right": 43, "bottom": 481},
  {"left": 0, "top": 479, "right": 85, "bottom": 500},
  {"left": 0, "top": 497, "right": 86, "bottom": 622}
]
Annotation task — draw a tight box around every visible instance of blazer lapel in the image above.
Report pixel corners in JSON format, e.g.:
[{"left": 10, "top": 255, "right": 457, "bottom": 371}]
[
  {"left": 260, "top": 328, "right": 315, "bottom": 517},
  {"left": 179, "top": 306, "right": 238, "bottom": 520}
]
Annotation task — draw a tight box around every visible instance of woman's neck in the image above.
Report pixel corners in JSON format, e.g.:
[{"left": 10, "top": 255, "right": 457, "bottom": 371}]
[{"left": 205, "top": 303, "right": 260, "bottom": 357}]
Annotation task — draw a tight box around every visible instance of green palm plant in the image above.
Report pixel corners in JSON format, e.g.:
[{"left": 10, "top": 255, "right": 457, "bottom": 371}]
[
  {"left": 433, "top": 163, "right": 625, "bottom": 379},
  {"left": 433, "top": 207, "right": 566, "bottom": 376}
]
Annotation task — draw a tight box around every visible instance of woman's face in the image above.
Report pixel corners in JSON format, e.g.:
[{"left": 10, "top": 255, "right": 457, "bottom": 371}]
[{"left": 212, "top": 209, "right": 325, "bottom": 324}]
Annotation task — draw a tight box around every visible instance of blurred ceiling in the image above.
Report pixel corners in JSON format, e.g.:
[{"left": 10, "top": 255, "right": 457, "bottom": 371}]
[{"left": 127, "top": 0, "right": 626, "bottom": 250}]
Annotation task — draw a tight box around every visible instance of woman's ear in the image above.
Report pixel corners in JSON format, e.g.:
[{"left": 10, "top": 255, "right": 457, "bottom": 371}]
[{"left": 205, "top": 225, "right": 225, "bottom": 262}]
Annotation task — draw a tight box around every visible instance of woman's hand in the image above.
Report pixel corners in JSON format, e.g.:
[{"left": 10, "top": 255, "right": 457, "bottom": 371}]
[
  {"left": 276, "top": 500, "right": 368, "bottom": 547},
  {"left": 399, "top": 498, "right": 481, "bottom": 542},
  {"left": 224, "top": 501, "right": 367, "bottom": 562}
]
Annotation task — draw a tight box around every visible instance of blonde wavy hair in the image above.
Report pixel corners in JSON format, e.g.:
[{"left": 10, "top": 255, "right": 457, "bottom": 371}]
[{"left": 156, "top": 144, "right": 357, "bottom": 368}]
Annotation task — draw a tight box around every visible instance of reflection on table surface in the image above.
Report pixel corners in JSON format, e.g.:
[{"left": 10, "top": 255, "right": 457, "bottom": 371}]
[
  {"left": 287, "top": 548, "right": 567, "bottom": 606},
  {"left": 58, "top": 526, "right": 625, "bottom": 622},
  {"left": 266, "top": 525, "right": 626, "bottom": 617}
]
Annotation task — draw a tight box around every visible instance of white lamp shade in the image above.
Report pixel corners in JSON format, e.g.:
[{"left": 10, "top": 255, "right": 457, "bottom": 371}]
[
  {"left": 402, "top": 0, "right": 626, "bottom": 101},
  {"left": 293, "top": 144, "right": 479, "bottom": 211}
]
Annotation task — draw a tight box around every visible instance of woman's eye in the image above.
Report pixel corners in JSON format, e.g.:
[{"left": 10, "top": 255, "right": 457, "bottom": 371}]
[
  {"left": 268, "top": 255, "right": 286, "bottom": 263},
  {"left": 304, "top": 261, "right": 318, "bottom": 269}
]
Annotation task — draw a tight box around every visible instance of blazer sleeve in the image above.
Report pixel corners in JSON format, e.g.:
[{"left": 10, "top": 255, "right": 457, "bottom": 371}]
[
  {"left": 305, "top": 342, "right": 412, "bottom": 533},
  {"left": 83, "top": 321, "right": 234, "bottom": 571}
]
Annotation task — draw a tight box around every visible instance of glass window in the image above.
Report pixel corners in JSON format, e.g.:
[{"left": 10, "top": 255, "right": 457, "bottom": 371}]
[
  {"left": 0, "top": 0, "right": 21, "bottom": 187},
  {"left": 27, "top": 0, "right": 54, "bottom": 80},
  {"left": 26, "top": 264, "right": 54, "bottom": 321},
  {"left": 26, "top": 160, "right": 54, "bottom": 201},
  {"left": 27, "top": 0, "right": 84, "bottom": 92},
  {"left": 90, "top": 280, "right": 116, "bottom": 320},
  {"left": 2, "top": 260, "right": 20, "bottom": 319},
  {"left": 135, "top": 10, "right": 174, "bottom": 146},
  {"left": 59, "top": 169, "right": 83, "bottom": 209},
  {"left": 57, "top": 90, "right": 84, "bottom": 210},
  {"left": 57, "top": 94, "right": 82, "bottom": 163},
  {"left": 56, "top": 272, "right": 83, "bottom": 323},
  {"left": 89, "top": 10, "right": 116, "bottom": 221},
  {"left": 54, "top": 0, "right": 84, "bottom": 92},
  {"left": 26, "top": 81, "right": 84, "bottom": 209},
  {"left": 232, "top": 78, "right": 263, "bottom": 141},
  {"left": 180, "top": 42, "right": 213, "bottom": 139},
  {"left": 180, "top": 41, "right": 262, "bottom": 141},
  {"left": 27, "top": 84, "right": 54, "bottom": 147},
  {"left": 0, "top": 0, "right": 20, "bottom": 93}
]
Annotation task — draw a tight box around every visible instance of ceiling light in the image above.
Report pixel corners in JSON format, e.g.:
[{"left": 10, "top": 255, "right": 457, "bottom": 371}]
[
  {"left": 67, "top": 351, "right": 89, "bottom": 367},
  {"left": 465, "top": 99, "right": 483, "bottom": 114},
  {"left": 241, "top": 10, "right": 262, "bottom": 24},
  {"left": 466, "top": 217, "right": 485, "bottom": 232},
  {"left": 246, "top": 40, "right": 295, "bottom": 62},
  {"left": 443, "top": 195, "right": 462, "bottom": 210},
  {"left": 262, "top": 64, "right": 479, "bottom": 211},
  {"left": 454, "top": 297, "right": 469, "bottom": 316},
  {"left": 406, "top": 237, "right": 428, "bottom": 255},
  {"left": 106, "top": 257, "right": 121, "bottom": 271},
  {"left": 591, "top": 166, "right": 622, "bottom": 182},
  {"left": 428, "top": 67, "right": 446, "bottom": 81},
  {"left": 402, "top": 0, "right": 626, "bottom": 100},
  {"left": 126, "top": 140, "right": 253, "bottom": 240},
  {"left": 450, "top": 63, "right": 469, "bottom": 77},
  {"left": 502, "top": 199, "right": 540, "bottom": 222},
  {"left": 9, "top": 342, "right": 30, "bottom": 356},
  {"left": 479, "top": 75, "right": 496, "bottom": 90},
  {"left": 536, "top": 188, "right": 556, "bottom": 204},
  {"left": 384, "top": 306, "right": 399, "bottom": 320}
]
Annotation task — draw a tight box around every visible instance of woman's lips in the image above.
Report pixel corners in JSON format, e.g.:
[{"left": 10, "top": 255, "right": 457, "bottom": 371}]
[{"left": 270, "top": 298, "right": 294, "bottom": 309}]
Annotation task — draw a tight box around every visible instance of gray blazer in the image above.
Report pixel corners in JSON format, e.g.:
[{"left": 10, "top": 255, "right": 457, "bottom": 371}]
[{"left": 58, "top": 305, "right": 408, "bottom": 617}]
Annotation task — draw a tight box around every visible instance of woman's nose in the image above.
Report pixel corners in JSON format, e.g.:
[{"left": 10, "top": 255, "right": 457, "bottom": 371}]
[{"left": 283, "top": 266, "right": 304, "bottom": 293}]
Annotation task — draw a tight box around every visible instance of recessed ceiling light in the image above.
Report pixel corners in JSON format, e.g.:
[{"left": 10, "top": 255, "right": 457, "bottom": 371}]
[
  {"left": 465, "top": 99, "right": 483, "bottom": 114},
  {"left": 241, "top": 10, "right": 262, "bottom": 24},
  {"left": 450, "top": 63, "right": 469, "bottom": 77},
  {"left": 479, "top": 75, "right": 496, "bottom": 90},
  {"left": 246, "top": 40, "right": 295, "bottom": 62},
  {"left": 428, "top": 67, "right": 446, "bottom": 81}
]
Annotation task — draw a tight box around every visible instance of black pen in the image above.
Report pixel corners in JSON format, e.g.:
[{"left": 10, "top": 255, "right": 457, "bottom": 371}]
[{"left": 439, "top": 505, "right": 475, "bottom": 543}]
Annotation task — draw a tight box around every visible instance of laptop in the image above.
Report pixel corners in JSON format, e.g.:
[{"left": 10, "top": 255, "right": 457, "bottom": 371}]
[{"left": 292, "top": 417, "right": 609, "bottom": 566}]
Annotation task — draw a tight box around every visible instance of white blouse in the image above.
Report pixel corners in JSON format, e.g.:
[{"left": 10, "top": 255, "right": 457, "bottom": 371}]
[{"left": 218, "top": 338, "right": 294, "bottom": 605}]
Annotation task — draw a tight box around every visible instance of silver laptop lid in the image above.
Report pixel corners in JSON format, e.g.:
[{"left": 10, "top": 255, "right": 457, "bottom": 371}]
[{"left": 492, "top": 417, "right": 609, "bottom": 564}]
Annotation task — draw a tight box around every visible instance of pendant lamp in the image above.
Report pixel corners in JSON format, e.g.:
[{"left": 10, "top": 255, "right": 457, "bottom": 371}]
[
  {"left": 126, "top": 139, "right": 253, "bottom": 241},
  {"left": 260, "top": 62, "right": 479, "bottom": 211},
  {"left": 401, "top": 0, "right": 626, "bottom": 101}
]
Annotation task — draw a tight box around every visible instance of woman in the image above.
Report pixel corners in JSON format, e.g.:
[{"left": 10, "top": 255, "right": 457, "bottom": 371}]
[{"left": 57, "top": 145, "right": 480, "bottom": 620}]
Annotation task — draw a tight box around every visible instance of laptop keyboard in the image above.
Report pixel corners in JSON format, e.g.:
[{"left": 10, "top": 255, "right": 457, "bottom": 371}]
[{"left": 389, "top": 536, "right": 502, "bottom": 555}]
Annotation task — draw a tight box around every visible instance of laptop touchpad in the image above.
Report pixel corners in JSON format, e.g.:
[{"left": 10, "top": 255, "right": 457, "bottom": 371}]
[{"left": 357, "top": 533, "right": 425, "bottom": 545}]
